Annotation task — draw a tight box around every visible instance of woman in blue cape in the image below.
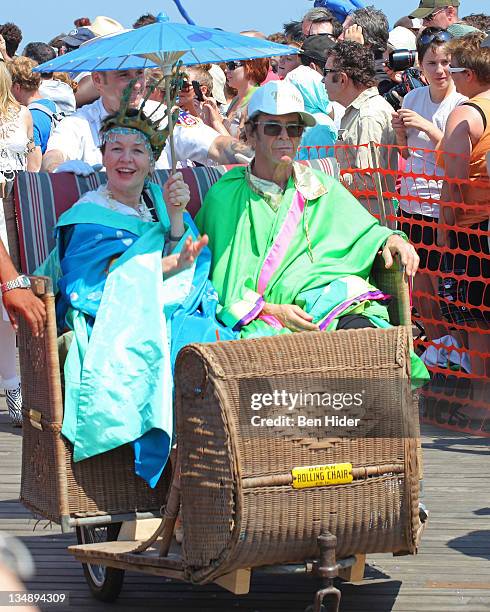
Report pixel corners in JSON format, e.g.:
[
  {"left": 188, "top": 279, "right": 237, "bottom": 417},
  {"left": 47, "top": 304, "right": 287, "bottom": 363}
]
[{"left": 40, "top": 107, "right": 236, "bottom": 488}]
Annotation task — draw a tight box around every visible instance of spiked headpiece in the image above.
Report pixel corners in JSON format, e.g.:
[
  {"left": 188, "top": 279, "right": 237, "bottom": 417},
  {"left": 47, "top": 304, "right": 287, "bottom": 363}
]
[{"left": 100, "top": 64, "right": 185, "bottom": 159}]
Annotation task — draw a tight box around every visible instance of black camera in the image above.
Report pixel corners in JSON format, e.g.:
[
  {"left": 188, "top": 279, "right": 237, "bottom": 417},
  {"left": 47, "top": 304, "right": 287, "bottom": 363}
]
[
  {"left": 385, "top": 48, "right": 417, "bottom": 72},
  {"left": 383, "top": 49, "right": 425, "bottom": 110}
]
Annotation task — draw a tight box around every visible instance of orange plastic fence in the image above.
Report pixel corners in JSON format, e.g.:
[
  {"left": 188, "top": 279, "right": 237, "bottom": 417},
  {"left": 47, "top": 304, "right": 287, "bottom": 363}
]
[{"left": 300, "top": 143, "right": 490, "bottom": 436}]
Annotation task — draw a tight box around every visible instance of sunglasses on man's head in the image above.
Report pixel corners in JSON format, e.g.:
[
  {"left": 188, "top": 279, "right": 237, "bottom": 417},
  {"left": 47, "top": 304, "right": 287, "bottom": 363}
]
[
  {"left": 226, "top": 61, "right": 244, "bottom": 71},
  {"left": 418, "top": 27, "right": 453, "bottom": 46},
  {"left": 254, "top": 121, "right": 305, "bottom": 137}
]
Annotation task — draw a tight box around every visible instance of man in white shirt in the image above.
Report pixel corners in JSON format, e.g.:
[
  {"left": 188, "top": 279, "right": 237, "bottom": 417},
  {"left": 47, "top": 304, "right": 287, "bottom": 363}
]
[{"left": 42, "top": 68, "right": 252, "bottom": 173}]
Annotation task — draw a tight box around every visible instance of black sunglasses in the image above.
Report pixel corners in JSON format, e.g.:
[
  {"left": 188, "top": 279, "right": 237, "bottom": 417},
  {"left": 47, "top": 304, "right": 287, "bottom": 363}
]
[
  {"left": 255, "top": 121, "right": 305, "bottom": 137},
  {"left": 323, "top": 67, "right": 340, "bottom": 76},
  {"left": 418, "top": 28, "right": 453, "bottom": 46},
  {"left": 226, "top": 61, "right": 244, "bottom": 71}
]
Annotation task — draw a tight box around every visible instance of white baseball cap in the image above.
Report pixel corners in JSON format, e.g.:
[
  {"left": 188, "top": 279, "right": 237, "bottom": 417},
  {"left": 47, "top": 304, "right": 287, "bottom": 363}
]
[
  {"left": 208, "top": 64, "right": 227, "bottom": 105},
  {"left": 388, "top": 26, "right": 417, "bottom": 51},
  {"left": 248, "top": 81, "right": 316, "bottom": 127}
]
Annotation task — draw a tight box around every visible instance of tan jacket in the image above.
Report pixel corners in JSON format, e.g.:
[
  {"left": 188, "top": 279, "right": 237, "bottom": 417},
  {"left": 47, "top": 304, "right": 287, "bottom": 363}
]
[{"left": 336, "top": 87, "right": 398, "bottom": 225}]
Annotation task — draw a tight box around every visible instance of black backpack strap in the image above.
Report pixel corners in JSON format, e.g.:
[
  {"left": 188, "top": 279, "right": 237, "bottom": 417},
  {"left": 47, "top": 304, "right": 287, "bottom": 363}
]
[{"left": 462, "top": 102, "right": 488, "bottom": 131}]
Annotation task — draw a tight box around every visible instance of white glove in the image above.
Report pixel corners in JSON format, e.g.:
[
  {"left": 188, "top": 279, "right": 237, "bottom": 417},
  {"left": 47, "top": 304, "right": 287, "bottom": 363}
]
[{"left": 53, "top": 160, "right": 97, "bottom": 176}]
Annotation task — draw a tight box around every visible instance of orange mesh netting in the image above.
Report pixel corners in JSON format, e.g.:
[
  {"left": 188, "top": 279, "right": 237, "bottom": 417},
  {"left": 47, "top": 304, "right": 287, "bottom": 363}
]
[{"left": 299, "top": 143, "right": 489, "bottom": 436}]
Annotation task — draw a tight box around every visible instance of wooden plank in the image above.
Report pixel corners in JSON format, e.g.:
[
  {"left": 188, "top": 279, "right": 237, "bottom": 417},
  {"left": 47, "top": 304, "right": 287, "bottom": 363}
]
[
  {"left": 2, "top": 394, "right": 490, "bottom": 611},
  {"left": 338, "top": 553, "right": 366, "bottom": 582},
  {"left": 214, "top": 569, "right": 251, "bottom": 595},
  {"left": 117, "top": 518, "right": 163, "bottom": 542}
]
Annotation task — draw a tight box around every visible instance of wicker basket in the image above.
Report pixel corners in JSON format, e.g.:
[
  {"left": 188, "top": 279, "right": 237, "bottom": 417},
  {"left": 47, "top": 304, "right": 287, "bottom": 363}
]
[
  {"left": 18, "top": 253, "right": 414, "bottom": 540},
  {"left": 18, "top": 277, "right": 170, "bottom": 532},
  {"left": 176, "top": 326, "right": 420, "bottom": 584}
]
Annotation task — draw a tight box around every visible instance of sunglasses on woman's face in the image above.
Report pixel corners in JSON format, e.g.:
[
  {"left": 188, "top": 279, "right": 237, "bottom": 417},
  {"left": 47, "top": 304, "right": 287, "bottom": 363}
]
[
  {"left": 418, "top": 28, "right": 453, "bottom": 46},
  {"left": 448, "top": 65, "right": 468, "bottom": 73},
  {"left": 180, "top": 81, "right": 192, "bottom": 92},
  {"left": 255, "top": 121, "right": 305, "bottom": 137},
  {"left": 226, "top": 61, "right": 244, "bottom": 71}
]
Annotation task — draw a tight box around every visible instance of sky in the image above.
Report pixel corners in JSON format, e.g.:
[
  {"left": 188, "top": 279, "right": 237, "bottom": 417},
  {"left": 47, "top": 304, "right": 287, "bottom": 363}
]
[{"left": 3, "top": 0, "right": 487, "bottom": 47}]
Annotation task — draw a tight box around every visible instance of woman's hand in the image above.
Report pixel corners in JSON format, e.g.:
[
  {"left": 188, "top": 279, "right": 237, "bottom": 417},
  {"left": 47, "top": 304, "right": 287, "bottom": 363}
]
[
  {"left": 163, "top": 171, "right": 190, "bottom": 219},
  {"left": 392, "top": 111, "right": 409, "bottom": 157},
  {"left": 162, "top": 235, "right": 209, "bottom": 277},
  {"left": 262, "top": 302, "right": 319, "bottom": 332},
  {"left": 397, "top": 109, "right": 432, "bottom": 134},
  {"left": 391, "top": 111, "right": 406, "bottom": 134}
]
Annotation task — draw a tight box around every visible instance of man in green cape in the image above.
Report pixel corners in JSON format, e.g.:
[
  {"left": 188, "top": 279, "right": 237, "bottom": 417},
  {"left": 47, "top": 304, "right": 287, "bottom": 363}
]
[{"left": 195, "top": 80, "right": 428, "bottom": 382}]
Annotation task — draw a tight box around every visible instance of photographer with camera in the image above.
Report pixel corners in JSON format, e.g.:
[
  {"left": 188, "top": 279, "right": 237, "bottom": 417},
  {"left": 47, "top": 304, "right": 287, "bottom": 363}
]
[
  {"left": 392, "top": 27, "right": 466, "bottom": 341},
  {"left": 382, "top": 47, "right": 427, "bottom": 110},
  {"left": 380, "top": 25, "right": 427, "bottom": 108},
  {"left": 381, "top": 26, "right": 418, "bottom": 93}
]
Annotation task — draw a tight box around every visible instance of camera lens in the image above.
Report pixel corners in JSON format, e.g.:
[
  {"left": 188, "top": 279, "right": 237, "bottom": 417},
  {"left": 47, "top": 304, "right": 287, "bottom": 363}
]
[{"left": 387, "top": 49, "right": 417, "bottom": 73}]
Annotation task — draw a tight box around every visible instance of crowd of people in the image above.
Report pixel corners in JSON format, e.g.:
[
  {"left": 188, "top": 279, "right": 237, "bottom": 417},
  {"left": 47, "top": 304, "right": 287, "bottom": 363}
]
[{"left": 0, "top": 2, "right": 488, "bottom": 432}]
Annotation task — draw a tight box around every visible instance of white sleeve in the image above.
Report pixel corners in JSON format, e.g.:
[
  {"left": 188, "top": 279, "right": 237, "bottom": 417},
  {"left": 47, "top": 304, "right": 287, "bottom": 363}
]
[
  {"left": 172, "top": 121, "right": 220, "bottom": 165},
  {"left": 45, "top": 116, "right": 86, "bottom": 161},
  {"left": 155, "top": 144, "right": 171, "bottom": 170}
]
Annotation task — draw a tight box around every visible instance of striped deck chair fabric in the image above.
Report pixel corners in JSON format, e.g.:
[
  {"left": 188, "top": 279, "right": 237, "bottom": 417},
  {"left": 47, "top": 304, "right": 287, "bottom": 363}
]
[{"left": 14, "top": 158, "right": 339, "bottom": 274}]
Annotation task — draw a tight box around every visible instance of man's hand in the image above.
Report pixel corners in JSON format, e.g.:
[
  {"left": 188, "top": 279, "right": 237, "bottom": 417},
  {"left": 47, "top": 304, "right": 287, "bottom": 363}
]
[
  {"left": 343, "top": 24, "right": 364, "bottom": 44},
  {"left": 200, "top": 95, "right": 231, "bottom": 135},
  {"left": 263, "top": 302, "right": 319, "bottom": 332},
  {"left": 3, "top": 289, "right": 46, "bottom": 337},
  {"left": 208, "top": 135, "right": 254, "bottom": 165},
  {"left": 382, "top": 234, "right": 419, "bottom": 279},
  {"left": 53, "top": 160, "right": 96, "bottom": 176},
  {"left": 162, "top": 234, "right": 208, "bottom": 277}
]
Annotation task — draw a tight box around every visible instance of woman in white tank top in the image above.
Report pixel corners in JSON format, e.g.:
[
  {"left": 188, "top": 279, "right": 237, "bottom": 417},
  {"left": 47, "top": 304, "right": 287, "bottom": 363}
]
[{"left": 392, "top": 28, "right": 466, "bottom": 342}]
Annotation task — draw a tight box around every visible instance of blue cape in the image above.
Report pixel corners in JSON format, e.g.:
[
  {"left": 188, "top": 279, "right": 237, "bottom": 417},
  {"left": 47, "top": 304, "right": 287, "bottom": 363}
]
[{"left": 40, "top": 182, "right": 236, "bottom": 487}]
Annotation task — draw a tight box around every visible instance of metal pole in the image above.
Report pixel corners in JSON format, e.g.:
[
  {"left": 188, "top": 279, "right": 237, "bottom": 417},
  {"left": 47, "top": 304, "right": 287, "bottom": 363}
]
[{"left": 164, "top": 72, "right": 177, "bottom": 175}]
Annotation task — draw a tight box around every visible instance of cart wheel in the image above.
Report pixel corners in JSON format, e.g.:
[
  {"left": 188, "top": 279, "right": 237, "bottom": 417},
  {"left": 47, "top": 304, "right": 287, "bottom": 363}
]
[{"left": 76, "top": 523, "right": 125, "bottom": 602}]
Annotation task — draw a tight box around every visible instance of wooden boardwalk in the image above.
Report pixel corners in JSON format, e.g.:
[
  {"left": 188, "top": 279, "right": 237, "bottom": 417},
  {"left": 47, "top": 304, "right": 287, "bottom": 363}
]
[{"left": 1, "top": 395, "right": 489, "bottom": 612}]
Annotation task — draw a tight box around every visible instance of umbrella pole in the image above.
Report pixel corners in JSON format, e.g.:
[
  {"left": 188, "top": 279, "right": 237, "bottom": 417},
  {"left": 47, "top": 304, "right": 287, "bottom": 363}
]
[{"left": 164, "top": 73, "right": 177, "bottom": 175}]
